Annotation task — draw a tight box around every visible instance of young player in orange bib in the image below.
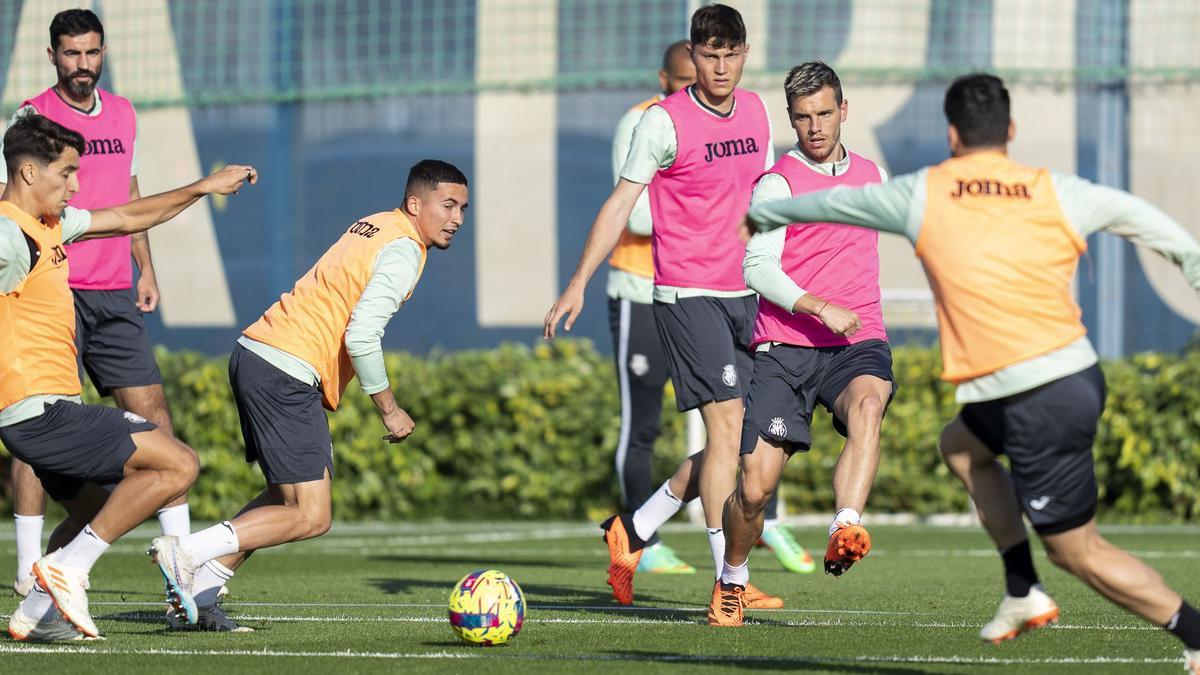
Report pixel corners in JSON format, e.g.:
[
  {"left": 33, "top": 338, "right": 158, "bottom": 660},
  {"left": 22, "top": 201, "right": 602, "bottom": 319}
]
[
  {"left": 1, "top": 114, "right": 254, "bottom": 641},
  {"left": 740, "top": 74, "right": 1200, "bottom": 672},
  {"left": 0, "top": 8, "right": 191, "bottom": 598},
  {"left": 148, "top": 160, "right": 468, "bottom": 632}
]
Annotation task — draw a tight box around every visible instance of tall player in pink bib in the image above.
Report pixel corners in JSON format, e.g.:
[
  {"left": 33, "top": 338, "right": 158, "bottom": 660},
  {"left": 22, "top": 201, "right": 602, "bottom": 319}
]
[
  {"left": 709, "top": 63, "right": 896, "bottom": 627},
  {"left": 0, "top": 9, "right": 190, "bottom": 598},
  {"left": 544, "top": 5, "right": 783, "bottom": 610}
]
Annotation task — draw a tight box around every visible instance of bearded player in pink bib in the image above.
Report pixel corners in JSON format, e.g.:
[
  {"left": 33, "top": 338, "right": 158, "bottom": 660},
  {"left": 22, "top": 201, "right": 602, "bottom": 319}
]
[
  {"left": 709, "top": 62, "right": 896, "bottom": 626},
  {"left": 0, "top": 9, "right": 191, "bottom": 598},
  {"left": 545, "top": 4, "right": 785, "bottom": 610}
]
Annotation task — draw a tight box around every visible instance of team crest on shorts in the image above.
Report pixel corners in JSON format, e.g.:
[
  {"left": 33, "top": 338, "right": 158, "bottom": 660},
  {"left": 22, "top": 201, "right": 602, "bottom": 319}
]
[
  {"left": 768, "top": 417, "right": 787, "bottom": 437},
  {"left": 629, "top": 353, "right": 650, "bottom": 377},
  {"left": 721, "top": 364, "right": 737, "bottom": 387},
  {"left": 123, "top": 411, "right": 147, "bottom": 424}
]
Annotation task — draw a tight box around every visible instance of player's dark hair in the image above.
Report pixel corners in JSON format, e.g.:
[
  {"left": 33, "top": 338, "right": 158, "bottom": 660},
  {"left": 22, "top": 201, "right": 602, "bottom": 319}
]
[
  {"left": 661, "top": 40, "right": 690, "bottom": 72},
  {"left": 943, "top": 73, "right": 1011, "bottom": 148},
  {"left": 50, "top": 8, "right": 105, "bottom": 49},
  {"left": 3, "top": 113, "right": 86, "bottom": 176},
  {"left": 690, "top": 4, "right": 746, "bottom": 50},
  {"left": 785, "top": 61, "right": 843, "bottom": 109},
  {"left": 405, "top": 159, "right": 468, "bottom": 197}
]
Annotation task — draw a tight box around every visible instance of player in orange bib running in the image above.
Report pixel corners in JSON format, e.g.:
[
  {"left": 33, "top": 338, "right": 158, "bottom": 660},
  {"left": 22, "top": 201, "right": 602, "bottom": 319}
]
[
  {"left": 148, "top": 160, "right": 468, "bottom": 633},
  {"left": 1, "top": 113, "right": 254, "bottom": 641},
  {"left": 740, "top": 74, "right": 1200, "bottom": 672}
]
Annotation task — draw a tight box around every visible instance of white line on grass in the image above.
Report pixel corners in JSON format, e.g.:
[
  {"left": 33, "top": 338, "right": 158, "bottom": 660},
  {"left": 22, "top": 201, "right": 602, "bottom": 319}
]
[
  {"left": 0, "top": 644, "right": 1183, "bottom": 666},
  {"left": 86, "top": 601, "right": 940, "bottom": 616},
  {"left": 86, "top": 610, "right": 1157, "bottom": 632}
]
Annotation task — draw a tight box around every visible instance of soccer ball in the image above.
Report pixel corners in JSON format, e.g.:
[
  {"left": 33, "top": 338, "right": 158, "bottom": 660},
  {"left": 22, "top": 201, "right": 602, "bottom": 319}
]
[{"left": 447, "top": 569, "right": 525, "bottom": 646}]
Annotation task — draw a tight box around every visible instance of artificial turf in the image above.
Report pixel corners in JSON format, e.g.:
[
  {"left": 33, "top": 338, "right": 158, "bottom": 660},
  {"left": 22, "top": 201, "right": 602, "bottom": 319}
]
[{"left": 1, "top": 520, "right": 1197, "bottom": 673}]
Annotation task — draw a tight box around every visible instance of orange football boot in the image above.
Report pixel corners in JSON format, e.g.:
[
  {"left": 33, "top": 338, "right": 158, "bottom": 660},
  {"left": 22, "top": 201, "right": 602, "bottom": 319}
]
[
  {"left": 825, "top": 523, "right": 872, "bottom": 576},
  {"left": 707, "top": 581, "right": 744, "bottom": 626},
  {"left": 743, "top": 582, "right": 784, "bottom": 609},
  {"left": 600, "top": 514, "right": 644, "bottom": 605}
]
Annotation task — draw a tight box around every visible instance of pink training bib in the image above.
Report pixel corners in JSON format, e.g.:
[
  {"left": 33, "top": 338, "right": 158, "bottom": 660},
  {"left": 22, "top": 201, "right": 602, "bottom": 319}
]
[
  {"left": 648, "top": 87, "right": 770, "bottom": 291},
  {"left": 26, "top": 87, "right": 137, "bottom": 290},
  {"left": 751, "top": 151, "right": 888, "bottom": 348}
]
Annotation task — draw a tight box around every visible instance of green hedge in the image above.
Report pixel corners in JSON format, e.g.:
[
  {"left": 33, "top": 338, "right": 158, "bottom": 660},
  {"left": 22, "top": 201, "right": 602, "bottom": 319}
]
[{"left": 1, "top": 341, "right": 1197, "bottom": 522}]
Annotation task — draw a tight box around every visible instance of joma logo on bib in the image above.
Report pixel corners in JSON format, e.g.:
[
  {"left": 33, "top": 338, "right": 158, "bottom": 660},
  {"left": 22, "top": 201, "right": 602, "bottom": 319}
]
[
  {"left": 82, "top": 138, "right": 128, "bottom": 156},
  {"left": 950, "top": 179, "right": 1032, "bottom": 200},
  {"left": 703, "top": 137, "right": 760, "bottom": 163},
  {"left": 349, "top": 221, "right": 380, "bottom": 238}
]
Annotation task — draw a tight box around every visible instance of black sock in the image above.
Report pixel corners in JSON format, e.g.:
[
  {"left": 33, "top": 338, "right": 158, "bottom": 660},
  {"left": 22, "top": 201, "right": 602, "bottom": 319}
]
[
  {"left": 1000, "top": 539, "right": 1039, "bottom": 598},
  {"left": 602, "top": 513, "right": 647, "bottom": 552},
  {"left": 1165, "top": 601, "right": 1200, "bottom": 650}
]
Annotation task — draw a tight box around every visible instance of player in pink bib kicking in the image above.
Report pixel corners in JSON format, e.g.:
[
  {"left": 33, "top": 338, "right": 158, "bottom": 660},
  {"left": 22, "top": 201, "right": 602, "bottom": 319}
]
[
  {"left": 709, "top": 63, "right": 895, "bottom": 626},
  {"left": 544, "top": 5, "right": 784, "bottom": 610}
]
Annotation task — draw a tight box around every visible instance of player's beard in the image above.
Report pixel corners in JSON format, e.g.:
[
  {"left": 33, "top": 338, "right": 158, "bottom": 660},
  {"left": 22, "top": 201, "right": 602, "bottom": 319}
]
[{"left": 58, "top": 64, "right": 101, "bottom": 99}]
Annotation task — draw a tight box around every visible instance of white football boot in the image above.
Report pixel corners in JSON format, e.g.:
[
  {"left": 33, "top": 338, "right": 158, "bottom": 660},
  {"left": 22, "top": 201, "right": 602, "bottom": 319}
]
[
  {"left": 1184, "top": 648, "right": 1199, "bottom": 674},
  {"left": 31, "top": 553, "right": 99, "bottom": 638},
  {"left": 8, "top": 600, "right": 103, "bottom": 642},
  {"left": 979, "top": 585, "right": 1060, "bottom": 644},
  {"left": 148, "top": 536, "right": 199, "bottom": 625}
]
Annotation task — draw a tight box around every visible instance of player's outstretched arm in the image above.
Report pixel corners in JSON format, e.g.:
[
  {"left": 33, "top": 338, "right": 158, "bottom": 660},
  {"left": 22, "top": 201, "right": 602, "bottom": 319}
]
[
  {"left": 740, "top": 173, "right": 922, "bottom": 243},
  {"left": 543, "top": 178, "right": 646, "bottom": 339},
  {"left": 1052, "top": 173, "right": 1200, "bottom": 292},
  {"left": 76, "top": 164, "right": 258, "bottom": 241}
]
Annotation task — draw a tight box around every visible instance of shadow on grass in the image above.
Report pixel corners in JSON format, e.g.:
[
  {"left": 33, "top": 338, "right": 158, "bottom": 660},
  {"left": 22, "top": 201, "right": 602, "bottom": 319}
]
[
  {"left": 98, "top": 610, "right": 270, "bottom": 636},
  {"left": 599, "top": 650, "right": 939, "bottom": 673},
  {"left": 366, "top": 577, "right": 676, "bottom": 607},
  {"left": 369, "top": 553, "right": 581, "bottom": 569},
  {"left": 409, "top": 644, "right": 939, "bottom": 673}
]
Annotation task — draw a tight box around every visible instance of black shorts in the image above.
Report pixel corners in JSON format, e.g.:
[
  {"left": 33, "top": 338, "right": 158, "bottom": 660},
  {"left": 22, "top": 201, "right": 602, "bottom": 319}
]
[
  {"left": 229, "top": 343, "right": 334, "bottom": 485},
  {"left": 0, "top": 400, "right": 157, "bottom": 501},
  {"left": 74, "top": 288, "right": 163, "bottom": 396},
  {"left": 652, "top": 295, "right": 756, "bottom": 412},
  {"left": 741, "top": 339, "right": 895, "bottom": 454},
  {"left": 960, "top": 364, "right": 1106, "bottom": 535}
]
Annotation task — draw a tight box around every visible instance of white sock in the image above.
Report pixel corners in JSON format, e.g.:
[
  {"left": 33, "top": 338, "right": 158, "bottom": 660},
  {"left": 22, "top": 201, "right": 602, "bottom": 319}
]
[
  {"left": 706, "top": 528, "right": 726, "bottom": 580},
  {"left": 720, "top": 559, "right": 749, "bottom": 587},
  {"left": 179, "top": 521, "right": 240, "bottom": 563},
  {"left": 157, "top": 504, "right": 191, "bottom": 537},
  {"left": 57, "top": 525, "right": 110, "bottom": 572},
  {"left": 763, "top": 518, "right": 779, "bottom": 531},
  {"left": 193, "top": 560, "right": 235, "bottom": 608},
  {"left": 631, "top": 482, "right": 683, "bottom": 542},
  {"left": 14, "top": 514, "right": 45, "bottom": 581},
  {"left": 830, "top": 507, "right": 862, "bottom": 537},
  {"left": 19, "top": 581, "right": 55, "bottom": 621}
]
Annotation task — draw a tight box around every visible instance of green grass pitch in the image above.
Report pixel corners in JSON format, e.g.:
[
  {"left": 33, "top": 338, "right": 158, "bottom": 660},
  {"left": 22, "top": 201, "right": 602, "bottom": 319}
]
[{"left": 2, "top": 521, "right": 1198, "bottom": 673}]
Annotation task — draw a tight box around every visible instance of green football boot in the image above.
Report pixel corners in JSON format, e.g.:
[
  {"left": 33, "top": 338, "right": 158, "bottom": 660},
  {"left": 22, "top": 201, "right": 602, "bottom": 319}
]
[
  {"left": 636, "top": 542, "right": 696, "bottom": 574},
  {"left": 760, "top": 524, "right": 816, "bottom": 574}
]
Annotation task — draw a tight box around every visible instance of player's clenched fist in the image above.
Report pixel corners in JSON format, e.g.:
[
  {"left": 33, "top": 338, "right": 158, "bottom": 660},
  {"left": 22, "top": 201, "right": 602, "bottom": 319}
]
[
  {"left": 382, "top": 406, "right": 416, "bottom": 444},
  {"left": 200, "top": 164, "right": 259, "bottom": 196},
  {"left": 817, "top": 302, "right": 861, "bottom": 338}
]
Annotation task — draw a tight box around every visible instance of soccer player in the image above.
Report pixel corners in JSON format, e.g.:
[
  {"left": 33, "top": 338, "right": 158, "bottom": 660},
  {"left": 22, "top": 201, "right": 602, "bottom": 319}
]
[
  {"left": 544, "top": 4, "right": 784, "bottom": 607},
  {"left": 0, "top": 9, "right": 189, "bottom": 597},
  {"left": 150, "top": 160, "right": 468, "bottom": 632},
  {"left": 709, "top": 62, "right": 894, "bottom": 626},
  {"left": 740, "top": 74, "right": 1200, "bottom": 670},
  {"left": 607, "top": 40, "right": 697, "bottom": 575},
  {"left": 610, "top": 41, "right": 811, "bottom": 579},
  {"left": 1, "top": 113, "right": 254, "bottom": 641}
]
